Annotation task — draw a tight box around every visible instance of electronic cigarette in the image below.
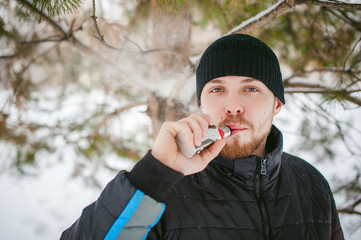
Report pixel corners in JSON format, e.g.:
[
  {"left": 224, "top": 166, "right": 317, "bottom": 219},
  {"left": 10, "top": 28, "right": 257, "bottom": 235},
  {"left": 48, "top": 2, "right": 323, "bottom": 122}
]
[{"left": 175, "top": 125, "right": 231, "bottom": 158}]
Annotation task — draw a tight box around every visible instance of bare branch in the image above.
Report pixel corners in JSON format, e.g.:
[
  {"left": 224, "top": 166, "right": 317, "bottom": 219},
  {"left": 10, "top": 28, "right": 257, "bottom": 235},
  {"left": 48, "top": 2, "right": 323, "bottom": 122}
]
[
  {"left": 89, "top": 101, "right": 148, "bottom": 139},
  {"left": 338, "top": 197, "right": 361, "bottom": 216},
  {"left": 285, "top": 82, "right": 327, "bottom": 90},
  {"left": 18, "top": 35, "right": 74, "bottom": 45},
  {"left": 103, "top": 137, "right": 142, "bottom": 161},
  {"left": 90, "top": 0, "right": 152, "bottom": 53},
  {"left": 89, "top": 0, "right": 195, "bottom": 71},
  {"left": 121, "top": 35, "right": 144, "bottom": 52},
  {"left": 89, "top": 14, "right": 133, "bottom": 52},
  {"left": 334, "top": 173, "right": 361, "bottom": 193},
  {"left": 343, "top": 37, "right": 361, "bottom": 72}
]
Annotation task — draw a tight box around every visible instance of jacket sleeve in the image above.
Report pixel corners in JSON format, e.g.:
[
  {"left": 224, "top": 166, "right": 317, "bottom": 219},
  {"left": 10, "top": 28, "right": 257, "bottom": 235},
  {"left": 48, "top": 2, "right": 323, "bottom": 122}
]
[
  {"left": 60, "top": 151, "right": 184, "bottom": 240},
  {"left": 331, "top": 197, "right": 345, "bottom": 240}
]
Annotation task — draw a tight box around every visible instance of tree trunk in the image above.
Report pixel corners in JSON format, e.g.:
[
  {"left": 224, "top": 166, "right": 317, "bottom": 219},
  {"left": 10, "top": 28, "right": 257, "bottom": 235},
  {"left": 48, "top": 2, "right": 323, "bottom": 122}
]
[{"left": 148, "top": 1, "right": 192, "bottom": 138}]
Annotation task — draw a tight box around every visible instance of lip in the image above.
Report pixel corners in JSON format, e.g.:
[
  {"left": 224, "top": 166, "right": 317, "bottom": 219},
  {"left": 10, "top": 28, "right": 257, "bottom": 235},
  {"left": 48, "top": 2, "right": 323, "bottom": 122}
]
[{"left": 226, "top": 124, "right": 248, "bottom": 136}]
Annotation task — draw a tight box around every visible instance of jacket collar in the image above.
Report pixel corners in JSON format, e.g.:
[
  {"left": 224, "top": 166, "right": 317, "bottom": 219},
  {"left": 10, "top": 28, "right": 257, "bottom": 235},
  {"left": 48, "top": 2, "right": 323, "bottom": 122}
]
[{"left": 211, "top": 125, "right": 283, "bottom": 188}]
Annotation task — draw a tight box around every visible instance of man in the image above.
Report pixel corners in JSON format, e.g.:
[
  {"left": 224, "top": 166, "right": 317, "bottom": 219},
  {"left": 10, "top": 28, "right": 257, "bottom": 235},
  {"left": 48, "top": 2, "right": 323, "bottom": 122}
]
[{"left": 61, "top": 34, "right": 344, "bottom": 240}]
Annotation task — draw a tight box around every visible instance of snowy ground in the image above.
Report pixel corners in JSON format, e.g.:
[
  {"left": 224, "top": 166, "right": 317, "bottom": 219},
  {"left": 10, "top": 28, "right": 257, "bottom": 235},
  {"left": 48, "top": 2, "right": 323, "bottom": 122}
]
[{"left": 0, "top": 148, "right": 135, "bottom": 240}]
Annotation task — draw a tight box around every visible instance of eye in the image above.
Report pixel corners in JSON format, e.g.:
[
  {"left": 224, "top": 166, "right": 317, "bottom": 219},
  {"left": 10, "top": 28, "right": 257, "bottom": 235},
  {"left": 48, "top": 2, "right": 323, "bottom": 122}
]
[
  {"left": 245, "top": 87, "right": 259, "bottom": 92},
  {"left": 210, "top": 87, "right": 223, "bottom": 93}
]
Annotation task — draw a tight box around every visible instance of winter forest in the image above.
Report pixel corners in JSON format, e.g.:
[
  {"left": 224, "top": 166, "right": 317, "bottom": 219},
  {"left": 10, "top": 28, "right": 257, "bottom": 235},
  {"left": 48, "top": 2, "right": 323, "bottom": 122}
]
[{"left": 0, "top": 0, "right": 361, "bottom": 239}]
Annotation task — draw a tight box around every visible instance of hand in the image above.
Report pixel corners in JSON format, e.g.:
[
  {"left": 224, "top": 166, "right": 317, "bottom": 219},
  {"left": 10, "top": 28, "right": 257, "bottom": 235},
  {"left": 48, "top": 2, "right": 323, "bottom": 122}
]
[{"left": 151, "top": 113, "right": 225, "bottom": 175}]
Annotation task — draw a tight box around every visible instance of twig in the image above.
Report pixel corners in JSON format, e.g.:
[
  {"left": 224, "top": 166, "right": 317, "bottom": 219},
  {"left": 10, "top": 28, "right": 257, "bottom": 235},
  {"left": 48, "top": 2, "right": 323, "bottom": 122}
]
[
  {"left": 343, "top": 37, "right": 361, "bottom": 72},
  {"left": 283, "top": 67, "right": 361, "bottom": 84},
  {"left": 89, "top": 101, "right": 148, "bottom": 139},
  {"left": 89, "top": 0, "right": 195, "bottom": 71},
  {"left": 338, "top": 197, "right": 361, "bottom": 216},
  {"left": 16, "top": 0, "right": 111, "bottom": 63},
  {"left": 334, "top": 173, "right": 360, "bottom": 193}
]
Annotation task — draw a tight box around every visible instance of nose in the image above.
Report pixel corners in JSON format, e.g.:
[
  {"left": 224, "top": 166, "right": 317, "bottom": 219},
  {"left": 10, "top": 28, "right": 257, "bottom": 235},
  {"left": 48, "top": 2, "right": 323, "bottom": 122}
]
[
  {"left": 227, "top": 109, "right": 242, "bottom": 114},
  {"left": 225, "top": 98, "right": 244, "bottom": 115},
  {"left": 226, "top": 108, "right": 243, "bottom": 115}
]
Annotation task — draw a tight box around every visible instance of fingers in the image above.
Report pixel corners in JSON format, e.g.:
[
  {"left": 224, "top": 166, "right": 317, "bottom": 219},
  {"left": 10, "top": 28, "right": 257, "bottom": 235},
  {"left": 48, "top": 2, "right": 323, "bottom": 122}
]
[
  {"left": 200, "top": 139, "right": 225, "bottom": 162},
  {"left": 151, "top": 113, "right": 220, "bottom": 175},
  {"left": 175, "top": 113, "right": 213, "bottom": 147}
]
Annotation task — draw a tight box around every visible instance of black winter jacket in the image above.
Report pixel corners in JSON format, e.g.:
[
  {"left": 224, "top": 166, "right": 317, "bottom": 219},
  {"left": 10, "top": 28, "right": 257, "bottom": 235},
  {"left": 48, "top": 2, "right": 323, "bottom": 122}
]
[{"left": 61, "top": 126, "right": 344, "bottom": 240}]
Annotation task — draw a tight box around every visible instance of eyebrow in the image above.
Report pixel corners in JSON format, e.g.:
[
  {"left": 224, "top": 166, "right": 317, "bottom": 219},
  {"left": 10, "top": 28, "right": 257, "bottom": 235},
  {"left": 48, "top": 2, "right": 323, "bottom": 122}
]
[{"left": 208, "top": 77, "right": 257, "bottom": 84}]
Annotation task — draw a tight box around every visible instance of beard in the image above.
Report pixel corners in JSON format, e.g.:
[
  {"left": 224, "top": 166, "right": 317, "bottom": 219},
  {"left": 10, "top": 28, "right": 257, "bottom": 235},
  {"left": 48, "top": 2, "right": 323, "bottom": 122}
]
[{"left": 218, "top": 115, "right": 273, "bottom": 159}]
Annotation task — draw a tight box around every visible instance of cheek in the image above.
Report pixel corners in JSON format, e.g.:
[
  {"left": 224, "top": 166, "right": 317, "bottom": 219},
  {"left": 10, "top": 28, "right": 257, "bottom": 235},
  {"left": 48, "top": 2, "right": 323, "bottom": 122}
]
[
  {"left": 201, "top": 96, "right": 216, "bottom": 112},
  {"left": 260, "top": 105, "right": 275, "bottom": 122},
  {"left": 202, "top": 106, "right": 220, "bottom": 118},
  {"left": 263, "top": 109, "right": 269, "bottom": 116},
  {"left": 249, "top": 98, "right": 273, "bottom": 115},
  {"left": 201, "top": 102, "right": 224, "bottom": 122}
]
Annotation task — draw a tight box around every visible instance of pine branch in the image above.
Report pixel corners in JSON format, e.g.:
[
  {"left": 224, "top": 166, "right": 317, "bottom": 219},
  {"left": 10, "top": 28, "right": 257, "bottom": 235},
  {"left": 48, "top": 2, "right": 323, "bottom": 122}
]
[
  {"left": 16, "top": 0, "right": 67, "bottom": 35},
  {"left": 299, "top": 0, "right": 361, "bottom": 10},
  {"left": 14, "top": 0, "right": 114, "bottom": 65},
  {"left": 29, "top": 0, "right": 82, "bottom": 22}
]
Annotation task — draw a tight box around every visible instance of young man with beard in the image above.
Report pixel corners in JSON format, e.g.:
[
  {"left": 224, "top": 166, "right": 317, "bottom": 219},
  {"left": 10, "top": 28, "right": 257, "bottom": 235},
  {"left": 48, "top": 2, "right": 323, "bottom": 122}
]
[{"left": 61, "top": 34, "right": 344, "bottom": 240}]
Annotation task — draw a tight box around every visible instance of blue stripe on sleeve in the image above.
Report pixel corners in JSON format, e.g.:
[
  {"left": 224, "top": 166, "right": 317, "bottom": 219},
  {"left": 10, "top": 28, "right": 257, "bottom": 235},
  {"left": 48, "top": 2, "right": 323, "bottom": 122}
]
[{"left": 104, "top": 190, "right": 145, "bottom": 240}]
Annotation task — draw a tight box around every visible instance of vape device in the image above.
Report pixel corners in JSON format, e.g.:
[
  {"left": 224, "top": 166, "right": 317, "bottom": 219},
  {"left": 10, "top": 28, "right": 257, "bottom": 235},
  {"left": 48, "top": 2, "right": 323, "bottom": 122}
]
[{"left": 175, "top": 125, "right": 231, "bottom": 158}]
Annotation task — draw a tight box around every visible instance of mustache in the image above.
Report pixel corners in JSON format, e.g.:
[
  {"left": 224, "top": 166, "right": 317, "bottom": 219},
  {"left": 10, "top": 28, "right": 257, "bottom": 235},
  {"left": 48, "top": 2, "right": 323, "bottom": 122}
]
[{"left": 218, "top": 116, "right": 254, "bottom": 130}]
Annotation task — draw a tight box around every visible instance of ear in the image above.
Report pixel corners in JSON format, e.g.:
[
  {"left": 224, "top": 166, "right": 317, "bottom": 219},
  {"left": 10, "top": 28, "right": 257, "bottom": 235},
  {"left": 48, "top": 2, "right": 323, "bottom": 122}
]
[
  {"left": 199, "top": 101, "right": 203, "bottom": 113},
  {"left": 273, "top": 97, "right": 283, "bottom": 116}
]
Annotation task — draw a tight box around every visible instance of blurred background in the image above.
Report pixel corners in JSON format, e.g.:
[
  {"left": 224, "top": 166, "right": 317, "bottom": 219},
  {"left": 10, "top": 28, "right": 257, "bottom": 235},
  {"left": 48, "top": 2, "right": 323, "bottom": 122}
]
[{"left": 0, "top": 0, "right": 360, "bottom": 239}]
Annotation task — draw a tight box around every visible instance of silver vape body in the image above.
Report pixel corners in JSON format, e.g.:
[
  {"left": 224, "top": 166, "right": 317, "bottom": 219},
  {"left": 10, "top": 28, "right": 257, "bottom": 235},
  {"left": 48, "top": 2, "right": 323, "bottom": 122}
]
[{"left": 175, "top": 125, "right": 231, "bottom": 158}]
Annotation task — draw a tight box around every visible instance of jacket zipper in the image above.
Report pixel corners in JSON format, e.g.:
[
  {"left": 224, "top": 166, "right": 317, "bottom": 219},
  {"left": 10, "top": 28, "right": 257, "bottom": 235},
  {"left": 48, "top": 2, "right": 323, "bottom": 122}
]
[
  {"left": 261, "top": 157, "right": 267, "bottom": 175},
  {"left": 255, "top": 156, "right": 271, "bottom": 240}
]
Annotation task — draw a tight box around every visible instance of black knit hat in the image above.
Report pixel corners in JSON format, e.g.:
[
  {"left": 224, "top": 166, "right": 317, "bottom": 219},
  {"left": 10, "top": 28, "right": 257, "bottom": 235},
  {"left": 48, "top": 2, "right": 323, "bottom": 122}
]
[{"left": 196, "top": 34, "right": 285, "bottom": 105}]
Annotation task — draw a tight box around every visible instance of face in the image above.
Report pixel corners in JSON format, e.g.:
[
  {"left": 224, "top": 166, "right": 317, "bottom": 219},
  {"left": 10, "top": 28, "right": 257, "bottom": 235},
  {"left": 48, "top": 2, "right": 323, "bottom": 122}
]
[{"left": 200, "top": 76, "right": 283, "bottom": 159}]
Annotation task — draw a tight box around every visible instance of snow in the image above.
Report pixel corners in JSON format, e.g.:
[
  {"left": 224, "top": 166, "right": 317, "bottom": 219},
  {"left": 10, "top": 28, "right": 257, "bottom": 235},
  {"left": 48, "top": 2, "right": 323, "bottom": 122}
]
[
  {"left": 0, "top": 149, "right": 93, "bottom": 239},
  {"left": 0, "top": 144, "right": 134, "bottom": 240}
]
